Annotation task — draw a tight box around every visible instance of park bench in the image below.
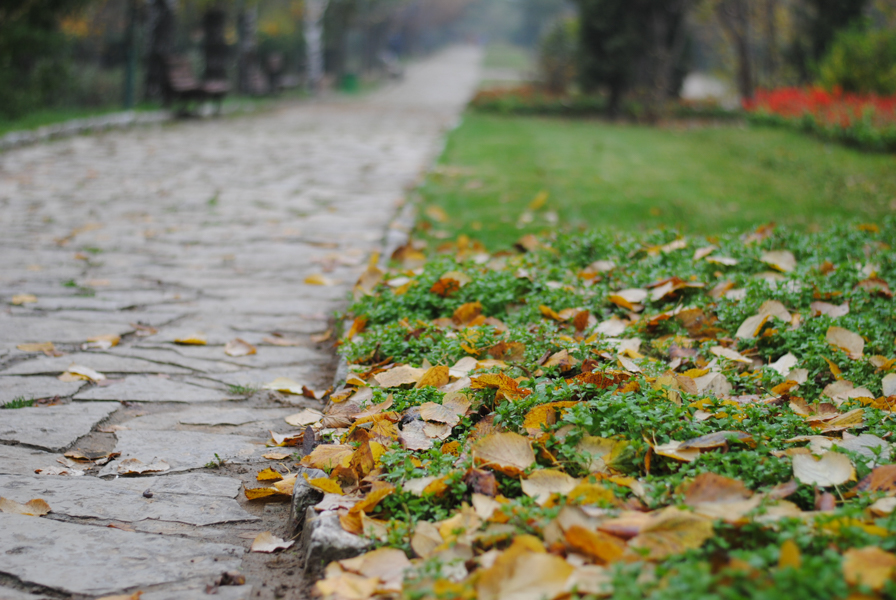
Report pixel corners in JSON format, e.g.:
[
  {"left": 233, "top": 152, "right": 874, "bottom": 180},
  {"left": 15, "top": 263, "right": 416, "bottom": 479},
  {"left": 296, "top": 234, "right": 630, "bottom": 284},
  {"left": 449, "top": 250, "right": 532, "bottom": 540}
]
[{"left": 161, "top": 55, "right": 230, "bottom": 114}]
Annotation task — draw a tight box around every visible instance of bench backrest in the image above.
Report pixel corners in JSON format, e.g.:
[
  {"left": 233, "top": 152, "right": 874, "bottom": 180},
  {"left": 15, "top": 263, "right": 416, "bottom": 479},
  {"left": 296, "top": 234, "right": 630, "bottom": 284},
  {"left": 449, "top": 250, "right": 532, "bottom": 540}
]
[{"left": 164, "top": 56, "right": 199, "bottom": 92}]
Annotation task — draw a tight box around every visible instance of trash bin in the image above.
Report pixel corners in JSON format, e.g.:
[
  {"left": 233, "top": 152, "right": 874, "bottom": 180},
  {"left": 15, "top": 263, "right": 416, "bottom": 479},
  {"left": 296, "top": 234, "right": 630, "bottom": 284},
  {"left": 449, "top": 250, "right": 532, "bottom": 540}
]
[{"left": 340, "top": 73, "right": 359, "bottom": 93}]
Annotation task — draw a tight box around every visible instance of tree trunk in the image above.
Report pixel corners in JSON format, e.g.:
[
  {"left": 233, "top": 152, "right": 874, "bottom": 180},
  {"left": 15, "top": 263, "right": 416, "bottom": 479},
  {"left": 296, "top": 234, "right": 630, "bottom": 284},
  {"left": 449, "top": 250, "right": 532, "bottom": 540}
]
[
  {"left": 716, "top": 0, "right": 754, "bottom": 100},
  {"left": 305, "top": 0, "right": 330, "bottom": 92},
  {"left": 144, "top": 0, "right": 176, "bottom": 102},
  {"left": 203, "top": 7, "right": 228, "bottom": 82},
  {"left": 237, "top": 5, "right": 259, "bottom": 94}
]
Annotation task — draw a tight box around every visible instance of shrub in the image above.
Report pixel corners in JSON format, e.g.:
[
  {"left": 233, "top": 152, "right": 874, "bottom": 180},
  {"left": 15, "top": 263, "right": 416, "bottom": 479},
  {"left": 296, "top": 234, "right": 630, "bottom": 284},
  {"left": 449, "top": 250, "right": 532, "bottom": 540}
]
[
  {"left": 537, "top": 17, "right": 578, "bottom": 94},
  {"left": 818, "top": 27, "right": 896, "bottom": 96}
]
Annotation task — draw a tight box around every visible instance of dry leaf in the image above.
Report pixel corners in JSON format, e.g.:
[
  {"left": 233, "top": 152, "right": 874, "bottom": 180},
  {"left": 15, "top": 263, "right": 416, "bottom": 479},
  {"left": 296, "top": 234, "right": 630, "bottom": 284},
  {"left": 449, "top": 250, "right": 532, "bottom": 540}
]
[
  {"left": 61, "top": 364, "right": 106, "bottom": 382},
  {"left": 473, "top": 432, "right": 536, "bottom": 476},
  {"left": 256, "top": 468, "right": 284, "bottom": 482},
  {"left": 576, "top": 436, "right": 628, "bottom": 473},
  {"left": 250, "top": 531, "right": 294, "bottom": 553},
  {"left": 628, "top": 508, "right": 715, "bottom": 560},
  {"left": 117, "top": 458, "right": 170, "bottom": 475},
  {"left": 564, "top": 526, "right": 626, "bottom": 565},
  {"left": 302, "top": 445, "right": 354, "bottom": 470},
  {"left": 374, "top": 365, "right": 427, "bottom": 388},
  {"left": 826, "top": 327, "right": 864, "bottom": 359},
  {"left": 224, "top": 338, "right": 256, "bottom": 357},
  {"left": 262, "top": 377, "right": 305, "bottom": 395},
  {"left": 761, "top": 250, "right": 796, "bottom": 272},
  {"left": 415, "top": 365, "right": 450, "bottom": 389},
  {"left": 778, "top": 539, "right": 802, "bottom": 569},
  {"left": 0, "top": 497, "right": 51, "bottom": 516},
  {"left": 792, "top": 451, "right": 855, "bottom": 487},
  {"left": 842, "top": 546, "right": 896, "bottom": 591},
  {"left": 882, "top": 373, "right": 896, "bottom": 397},
  {"left": 521, "top": 469, "right": 579, "bottom": 505},
  {"left": 411, "top": 520, "right": 443, "bottom": 558},
  {"left": 305, "top": 274, "right": 339, "bottom": 286},
  {"left": 11, "top": 294, "right": 38, "bottom": 305},
  {"left": 284, "top": 408, "right": 323, "bottom": 427},
  {"left": 16, "top": 342, "right": 57, "bottom": 354},
  {"left": 710, "top": 346, "right": 752, "bottom": 364},
  {"left": 476, "top": 542, "right": 574, "bottom": 600},
  {"left": 174, "top": 332, "right": 207, "bottom": 345}
]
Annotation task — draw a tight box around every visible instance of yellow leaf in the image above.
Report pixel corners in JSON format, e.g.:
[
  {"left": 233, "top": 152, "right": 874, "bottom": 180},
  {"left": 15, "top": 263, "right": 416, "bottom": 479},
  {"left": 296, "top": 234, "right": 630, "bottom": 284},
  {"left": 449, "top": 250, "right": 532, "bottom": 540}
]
[
  {"left": 778, "top": 539, "right": 802, "bottom": 570},
  {"left": 843, "top": 547, "right": 896, "bottom": 591},
  {"left": 301, "top": 444, "right": 354, "bottom": 470},
  {"left": 350, "top": 481, "right": 395, "bottom": 514},
  {"left": 304, "top": 274, "right": 338, "bottom": 286},
  {"left": 17, "top": 342, "right": 56, "bottom": 354},
  {"left": 761, "top": 250, "right": 796, "bottom": 272},
  {"left": 11, "top": 294, "right": 37, "bottom": 305},
  {"left": 476, "top": 542, "right": 573, "bottom": 600},
  {"left": 415, "top": 366, "right": 450, "bottom": 389},
  {"left": 244, "top": 487, "right": 288, "bottom": 500},
  {"left": 564, "top": 525, "right": 627, "bottom": 564},
  {"left": 305, "top": 475, "right": 344, "bottom": 495},
  {"left": 250, "top": 531, "right": 294, "bottom": 553},
  {"left": 374, "top": 365, "right": 427, "bottom": 388},
  {"left": 174, "top": 332, "right": 207, "bottom": 345},
  {"left": 256, "top": 468, "right": 283, "bottom": 482},
  {"left": 529, "top": 190, "right": 549, "bottom": 211},
  {"left": 576, "top": 436, "right": 628, "bottom": 473}
]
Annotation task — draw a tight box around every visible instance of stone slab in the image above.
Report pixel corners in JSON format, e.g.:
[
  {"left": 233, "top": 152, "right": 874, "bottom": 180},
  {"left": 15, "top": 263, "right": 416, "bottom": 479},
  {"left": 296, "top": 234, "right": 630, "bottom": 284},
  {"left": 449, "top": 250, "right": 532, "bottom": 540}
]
[
  {"left": 141, "top": 584, "right": 253, "bottom": 600},
  {"left": 0, "top": 474, "right": 258, "bottom": 526},
  {"left": 0, "top": 585, "right": 53, "bottom": 600},
  {"left": 0, "top": 445, "right": 65, "bottom": 476},
  {"left": 0, "top": 376, "right": 84, "bottom": 405},
  {"left": 113, "top": 473, "right": 243, "bottom": 497},
  {"left": 0, "top": 402, "right": 118, "bottom": 451},
  {"left": 0, "top": 513, "right": 242, "bottom": 596},
  {"left": 118, "top": 407, "right": 293, "bottom": 431},
  {"left": 0, "top": 353, "right": 192, "bottom": 376},
  {"left": 0, "top": 315, "right": 135, "bottom": 344},
  {"left": 74, "top": 375, "right": 236, "bottom": 403},
  {"left": 99, "top": 429, "right": 260, "bottom": 476},
  {"left": 110, "top": 348, "right": 247, "bottom": 374}
]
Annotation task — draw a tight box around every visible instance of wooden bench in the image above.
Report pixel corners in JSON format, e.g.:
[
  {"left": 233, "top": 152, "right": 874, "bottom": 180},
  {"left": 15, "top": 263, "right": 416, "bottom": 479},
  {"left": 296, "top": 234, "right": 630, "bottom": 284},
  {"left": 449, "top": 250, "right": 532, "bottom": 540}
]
[{"left": 161, "top": 55, "right": 230, "bottom": 114}]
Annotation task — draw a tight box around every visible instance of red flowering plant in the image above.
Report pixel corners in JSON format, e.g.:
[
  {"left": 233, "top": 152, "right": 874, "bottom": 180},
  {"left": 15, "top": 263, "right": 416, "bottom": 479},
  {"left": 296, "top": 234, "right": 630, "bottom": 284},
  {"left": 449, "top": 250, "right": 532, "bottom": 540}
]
[{"left": 744, "top": 87, "right": 896, "bottom": 152}]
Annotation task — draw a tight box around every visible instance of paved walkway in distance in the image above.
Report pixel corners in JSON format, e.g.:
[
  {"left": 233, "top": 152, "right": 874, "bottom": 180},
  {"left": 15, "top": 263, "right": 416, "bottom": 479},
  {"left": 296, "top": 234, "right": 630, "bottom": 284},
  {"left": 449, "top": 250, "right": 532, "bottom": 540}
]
[{"left": 0, "top": 46, "right": 481, "bottom": 600}]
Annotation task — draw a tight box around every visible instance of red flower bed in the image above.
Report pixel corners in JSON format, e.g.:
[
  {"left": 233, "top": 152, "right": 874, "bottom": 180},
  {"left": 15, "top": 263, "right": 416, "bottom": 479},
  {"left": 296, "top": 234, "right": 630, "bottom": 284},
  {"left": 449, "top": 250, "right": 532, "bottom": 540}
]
[{"left": 744, "top": 87, "right": 896, "bottom": 151}]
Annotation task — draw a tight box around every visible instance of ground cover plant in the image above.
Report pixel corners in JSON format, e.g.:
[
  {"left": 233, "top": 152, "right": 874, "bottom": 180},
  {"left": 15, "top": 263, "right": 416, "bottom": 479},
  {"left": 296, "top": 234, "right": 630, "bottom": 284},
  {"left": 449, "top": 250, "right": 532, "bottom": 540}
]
[
  {"left": 417, "top": 113, "right": 896, "bottom": 250},
  {"left": 290, "top": 218, "right": 896, "bottom": 600},
  {"left": 744, "top": 87, "right": 896, "bottom": 153}
]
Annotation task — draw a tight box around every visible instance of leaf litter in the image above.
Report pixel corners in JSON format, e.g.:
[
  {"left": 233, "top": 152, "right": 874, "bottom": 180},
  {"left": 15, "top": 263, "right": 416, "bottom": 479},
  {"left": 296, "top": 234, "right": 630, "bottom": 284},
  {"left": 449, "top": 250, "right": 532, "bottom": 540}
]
[{"left": 261, "top": 220, "right": 895, "bottom": 599}]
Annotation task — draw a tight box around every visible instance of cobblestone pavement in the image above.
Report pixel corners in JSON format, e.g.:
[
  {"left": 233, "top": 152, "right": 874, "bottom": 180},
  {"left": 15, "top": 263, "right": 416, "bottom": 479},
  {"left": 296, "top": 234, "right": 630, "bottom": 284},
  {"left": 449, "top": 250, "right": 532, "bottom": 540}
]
[{"left": 0, "top": 46, "right": 482, "bottom": 600}]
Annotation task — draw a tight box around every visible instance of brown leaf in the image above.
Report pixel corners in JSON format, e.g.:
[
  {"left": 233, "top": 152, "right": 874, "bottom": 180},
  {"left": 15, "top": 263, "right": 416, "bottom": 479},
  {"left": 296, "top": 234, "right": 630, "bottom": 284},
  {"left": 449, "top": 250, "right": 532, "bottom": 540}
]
[
  {"left": 399, "top": 420, "right": 433, "bottom": 451},
  {"left": 471, "top": 373, "right": 530, "bottom": 401},
  {"left": 682, "top": 473, "right": 752, "bottom": 505},
  {"left": 301, "top": 444, "right": 353, "bottom": 470},
  {"left": 856, "top": 464, "right": 896, "bottom": 493},
  {"left": 476, "top": 540, "right": 574, "bottom": 600},
  {"left": 488, "top": 341, "right": 526, "bottom": 362},
  {"left": 374, "top": 365, "right": 427, "bottom": 388},
  {"left": 473, "top": 432, "right": 536, "bottom": 476},
  {"left": 464, "top": 468, "right": 498, "bottom": 497},
  {"left": 453, "top": 301, "right": 483, "bottom": 326},
  {"left": 350, "top": 481, "right": 396, "bottom": 514}
]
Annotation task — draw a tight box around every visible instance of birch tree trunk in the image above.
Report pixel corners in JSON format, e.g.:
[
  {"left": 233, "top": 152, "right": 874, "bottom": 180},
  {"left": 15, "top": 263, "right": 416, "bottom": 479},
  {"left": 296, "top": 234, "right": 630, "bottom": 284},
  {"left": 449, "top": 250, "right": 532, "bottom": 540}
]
[{"left": 305, "top": 0, "right": 330, "bottom": 92}]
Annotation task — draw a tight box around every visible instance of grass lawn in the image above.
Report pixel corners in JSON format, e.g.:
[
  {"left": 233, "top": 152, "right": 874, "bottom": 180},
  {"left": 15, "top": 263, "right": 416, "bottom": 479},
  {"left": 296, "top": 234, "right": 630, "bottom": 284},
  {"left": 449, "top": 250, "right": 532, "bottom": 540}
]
[{"left": 417, "top": 113, "right": 896, "bottom": 249}]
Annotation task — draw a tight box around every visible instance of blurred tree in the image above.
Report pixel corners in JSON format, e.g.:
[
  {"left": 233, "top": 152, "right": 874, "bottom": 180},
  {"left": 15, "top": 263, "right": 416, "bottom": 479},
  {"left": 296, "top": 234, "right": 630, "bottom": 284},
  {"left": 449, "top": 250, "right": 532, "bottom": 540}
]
[
  {"left": 517, "top": 0, "right": 567, "bottom": 47},
  {"left": 818, "top": 26, "right": 896, "bottom": 94},
  {"left": 714, "top": 0, "right": 753, "bottom": 99},
  {"left": 790, "top": 0, "right": 871, "bottom": 81},
  {"left": 576, "top": 0, "right": 690, "bottom": 117},
  {"left": 0, "top": 0, "right": 92, "bottom": 117}
]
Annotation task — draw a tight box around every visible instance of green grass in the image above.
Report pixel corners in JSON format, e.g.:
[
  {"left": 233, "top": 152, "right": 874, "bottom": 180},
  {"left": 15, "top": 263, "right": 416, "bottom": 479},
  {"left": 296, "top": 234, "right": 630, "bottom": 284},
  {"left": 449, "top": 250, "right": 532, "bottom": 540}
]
[
  {"left": 482, "top": 43, "right": 533, "bottom": 72},
  {"left": 418, "top": 114, "right": 896, "bottom": 249},
  {"left": 1, "top": 397, "right": 35, "bottom": 409},
  {"left": 0, "top": 104, "right": 160, "bottom": 137}
]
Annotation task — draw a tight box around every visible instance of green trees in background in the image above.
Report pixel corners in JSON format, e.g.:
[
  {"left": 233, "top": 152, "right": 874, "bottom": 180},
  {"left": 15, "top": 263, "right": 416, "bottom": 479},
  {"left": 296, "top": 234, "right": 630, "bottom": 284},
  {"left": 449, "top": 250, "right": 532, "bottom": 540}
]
[
  {"left": 0, "top": 0, "right": 91, "bottom": 118},
  {"left": 818, "top": 26, "right": 896, "bottom": 94}
]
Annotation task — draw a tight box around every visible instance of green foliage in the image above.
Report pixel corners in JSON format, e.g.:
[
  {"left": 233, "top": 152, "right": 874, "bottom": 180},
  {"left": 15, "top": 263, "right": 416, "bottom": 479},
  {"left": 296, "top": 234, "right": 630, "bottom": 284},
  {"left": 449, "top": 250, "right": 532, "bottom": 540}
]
[
  {"left": 537, "top": 17, "right": 578, "bottom": 94},
  {"left": 818, "top": 26, "right": 896, "bottom": 95},
  {"left": 1, "top": 397, "right": 35, "bottom": 409},
  {"left": 790, "top": 0, "right": 871, "bottom": 76}
]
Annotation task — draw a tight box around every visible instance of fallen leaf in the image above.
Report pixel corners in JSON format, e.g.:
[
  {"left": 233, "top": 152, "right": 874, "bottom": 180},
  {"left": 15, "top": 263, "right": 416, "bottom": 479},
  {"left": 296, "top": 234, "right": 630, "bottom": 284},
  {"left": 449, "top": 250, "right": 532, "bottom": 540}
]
[
  {"left": 174, "top": 332, "right": 207, "bottom": 345},
  {"left": 305, "top": 476, "right": 344, "bottom": 496},
  {"left": 374, "top": 365, "right": 427, "bottom": 388},
  {"left": 415, "top": 365, "right": 450, "bottom": 389},
  {"left": 16, "top": 342, "right": 57, "bottom": 354},
  {"left": 284, "top": 408, "right": 323, "bottom": 427},
  {"left": 250, "top": 531, "right": 294, "bottom": 553},
  {"left": 564, "top": 525, "right": 626, "bottom": 564},
  {"left": 338, "top": 547, "right": 412, "bottom": 592},
  {"left": 0, "top": 497, "right": 51, "bottom": 516},
  {"left": 882, "top": 373, "right": 896, "bottom": 397},
  {"left": 11, "top": 294, "right": 38, "bottom": 305},
  {"left": 576, "top": 436, "right": 629, "bottom": 473},
  {"left": 521, "top": 469, "right": 579, "bottom": 505},
  {"left": 262, "top": 377, "right": 305, "bottom": 395},
  {"left": 473, "top": 432, "right": 536, "bottom": 476},
  {"left": 224, "top": 338, "right": 256, "bottom": 357},
  {"left": 826, "top": 326, "right": 864, "bottom": 359},
  {"left": 778, "top": 539, "right": 802, "bottom": 569},
  {"left": 710, "top": 346, "right": 752, "bottom": 364},
  {"left": 476, "top": 542, "right": 574, "bottom": 600},
  {"left": 792, "top": 451, "right": 854, "bottom": 487},
  {"left": 856, "top": 464, "right": 896, "bottom": 493},
  {"left": 843, "top": 546, "right": 896, "bottom": 591},
  {"left": 810, "top": 301, "right": 850, "bottom": 318},
  {"left": 301, "top": 445, "right": 354, "bottom": 470},
  {"left": 411, "top": 520, "right": 443, "bottom": 558},
  {"left": 256, "top": 468, "right": 284, "bottom": 482},
  {"left": 83, "top": 334, "right": 121, "bottom": 350},
  {"left": 761, "top": 250, "right": 796, "bottom": 272},
  {"left": 736, "top": 301, "right": 791, "bottom": 339},
  {"left": 305, "top": 274, "right": 339, "bottom": 286},
  {"left": 682, "top": 473, "right": 752, "bottom": 506},
  {"left": 61, "top": 364, "right": 106, "bottom": 382},
  {"left": 117, "top": 458, "right": 170, "bottom": 475},
  {"left": 628, "top": 508, "right": 715, "bottom": 560}
]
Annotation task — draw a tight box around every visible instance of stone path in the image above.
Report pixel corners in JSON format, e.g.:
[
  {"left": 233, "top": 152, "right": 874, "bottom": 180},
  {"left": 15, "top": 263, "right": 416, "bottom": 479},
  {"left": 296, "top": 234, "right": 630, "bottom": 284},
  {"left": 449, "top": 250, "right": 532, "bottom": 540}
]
[{"left": 0, "top": 46, "right": 482, "bottom": 600}]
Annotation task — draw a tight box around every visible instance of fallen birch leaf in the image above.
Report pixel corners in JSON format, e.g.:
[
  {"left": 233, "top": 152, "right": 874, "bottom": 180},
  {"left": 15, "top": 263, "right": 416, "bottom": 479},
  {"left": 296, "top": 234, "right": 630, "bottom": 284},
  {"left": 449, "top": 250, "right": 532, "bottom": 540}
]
[
  {"left": 477, "top": 544, "right": 574, "bottom": 600},
  {"left": 250, "top": 531, "right": 294, "bottom": 553},
  {"left": 61, "top": 364, "right": 106, "bottom": 382},
  {"left": 174, "top": 332, "right": 207, "bottom": 345},
  {"left": 374, "top": 365, "right": 427, "bottom": 388},
  {"left": 473, "top": 432, "right": 536, "bottom": 476},
  {"left": 117, "top": 458, "right": 170, "bottom": 475},
  {"left": 629, "top": 508, "right": 715, "bottom": 560},
  {"left": 710, "top": 346, "right": 752, "bottom": 364},
  {"left": 284, "top": 408, "right": 323, "bottom": 427},
  {"left": 826, "top": 326, "right": 864, "bottom": 359},
  {"left": 842, "top": 546, "right": 896, "bottom": 591},
  {"left": 224, "top": 338, "right": 256, "bottom": 357},
  {"left": 792, "top": 451, "right": 854, "bottom": 487},
  {"left": 304, "top": 274, "right": 339, "bottom": 286},
  {"left": 521, "top": 469, "right": 579, "bottom": 505},
  {"left": 0, "top": 497, "right": 51, "bottom": 516},
  {"left": 761, "top": 250, "right": 796, "bottom": 272},
  {"left": 11, "top": 294, "right": 38, "bottom": 305},
  {"left": 262, "top": 377, "right": 305, "bottom": 395}
]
